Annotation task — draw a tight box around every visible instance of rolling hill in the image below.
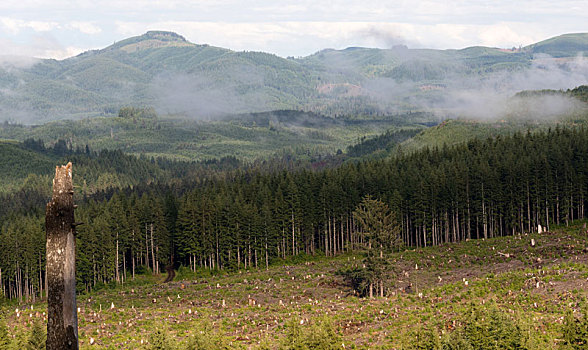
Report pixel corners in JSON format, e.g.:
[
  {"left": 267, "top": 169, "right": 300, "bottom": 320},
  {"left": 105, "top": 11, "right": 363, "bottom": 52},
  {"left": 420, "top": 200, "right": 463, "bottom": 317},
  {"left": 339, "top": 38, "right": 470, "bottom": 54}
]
[
  {"left": 526, "top": 32, "right": 588, "bottom": 57},
  {"left": 0, "top": 31, "right": 587, "bottom": 123}
]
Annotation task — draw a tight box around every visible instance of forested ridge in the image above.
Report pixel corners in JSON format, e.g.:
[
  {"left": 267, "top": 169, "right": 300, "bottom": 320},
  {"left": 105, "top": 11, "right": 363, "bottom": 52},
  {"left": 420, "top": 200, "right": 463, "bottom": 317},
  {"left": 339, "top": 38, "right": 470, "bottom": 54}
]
[
  {"left": 2, "top": 30, "right": 587, "bottom": 122},
  {"left": 2, "top": 125, "right": 588, "bottom": 301}
]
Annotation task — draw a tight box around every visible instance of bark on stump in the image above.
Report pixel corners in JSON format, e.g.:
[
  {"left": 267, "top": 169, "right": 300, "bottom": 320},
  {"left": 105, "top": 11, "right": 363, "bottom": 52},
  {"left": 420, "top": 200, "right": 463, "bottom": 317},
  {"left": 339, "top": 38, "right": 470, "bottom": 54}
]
[
  {"left": 46, "top": 163, "right": 79, "bottom": 350},
  {"left": 164, "top": 265, "right": 175, "bottom": 283}
]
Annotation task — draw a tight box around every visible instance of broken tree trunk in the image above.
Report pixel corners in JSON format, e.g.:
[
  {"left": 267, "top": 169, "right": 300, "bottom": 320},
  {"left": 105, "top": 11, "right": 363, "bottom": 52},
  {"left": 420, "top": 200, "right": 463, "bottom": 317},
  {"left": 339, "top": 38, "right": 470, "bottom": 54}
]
[
  {"left": 163, "top": 265, "right": 175, "bottom": 283},
  {"left": 46, "top": 163, "right": 79, "bottom": 350}
]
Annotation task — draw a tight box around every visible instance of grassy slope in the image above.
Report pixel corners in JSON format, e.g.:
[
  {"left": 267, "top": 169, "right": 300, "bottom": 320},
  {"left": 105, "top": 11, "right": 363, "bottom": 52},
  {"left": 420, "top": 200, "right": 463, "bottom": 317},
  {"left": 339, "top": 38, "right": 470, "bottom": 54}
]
[
  {"left": 2, "top": 221, "right": 587, "bottom": 349},
  {"left": 527, "top": 33, "right": 588, "bottom": 57}
]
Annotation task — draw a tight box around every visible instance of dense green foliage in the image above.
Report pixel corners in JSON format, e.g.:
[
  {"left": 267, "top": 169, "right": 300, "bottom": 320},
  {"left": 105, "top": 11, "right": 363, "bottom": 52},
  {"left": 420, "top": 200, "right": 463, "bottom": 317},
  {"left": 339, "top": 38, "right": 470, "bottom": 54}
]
[
  {"left": 0, "top": 321, "right": 9, "bottom": 349},
  {"left": 348, "top": 196, "right": 401, "bottom": 297},
  {"left": 0, "top": 138, "right": 172, "bottom": 195},
  {"left": 3, "top": 125, "right": 588, "bottom": 302},
  {"left": 0, "top": 319, "right": 46, "bottom": 350},
  {"left": 280, "top": 318, "right": 342, "bottom": 350},
  {"left": 406, "top": 304, "right": 528, "bottom": 349},
  {"left": 346, "top": 129, "right": 421, "bottom": 158},
  {"left": 25, "top": 321, "right": 45, "bottom": 350},
  {"left": 561, "top": 308, "right": 588, "bottom": 349}
]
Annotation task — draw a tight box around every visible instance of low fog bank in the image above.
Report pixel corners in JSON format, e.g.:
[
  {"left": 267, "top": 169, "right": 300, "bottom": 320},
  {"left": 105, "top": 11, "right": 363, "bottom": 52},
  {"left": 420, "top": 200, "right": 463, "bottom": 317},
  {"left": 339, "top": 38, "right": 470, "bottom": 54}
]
[
  {"left": 363, "top": 54, "right": 588, "bottom": 120},
  {"left": 150, "top": 65, "right": 270, "bottom": 120},
  {"left": 2, "top": 44, "right": 587, "bottom": 125},
  {"left": 0, "top": 55, "right": 40, "bottom": 70}
]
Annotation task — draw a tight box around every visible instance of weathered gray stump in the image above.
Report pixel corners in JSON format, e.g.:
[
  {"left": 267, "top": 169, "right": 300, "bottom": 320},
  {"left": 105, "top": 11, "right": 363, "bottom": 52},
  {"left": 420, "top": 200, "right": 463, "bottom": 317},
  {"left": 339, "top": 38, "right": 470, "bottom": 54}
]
[{"left": 46, "top": 163, "right": 79, "bottom": 350}]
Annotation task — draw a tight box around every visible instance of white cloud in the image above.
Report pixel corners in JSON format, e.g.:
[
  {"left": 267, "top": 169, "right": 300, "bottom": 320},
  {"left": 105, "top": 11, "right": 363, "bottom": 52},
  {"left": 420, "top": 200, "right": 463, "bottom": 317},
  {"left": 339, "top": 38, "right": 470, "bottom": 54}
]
[
  {"left": 41, "top": 46, "right": 86, "bottom": 59},
  {"left": 478, "top": 24, "right": 538, "bottom": 48},
  {"left": 0, "top": 54, "right": 39, "bottom": 69},
  {"left": 0, "top": 17, "right": 59, "bottom": 34},
  {"left": 0, "top": 36, "right": 85, "bottom": 59},
  {"left": 67, "top": 21, "right": 102, "bottom": 35}
]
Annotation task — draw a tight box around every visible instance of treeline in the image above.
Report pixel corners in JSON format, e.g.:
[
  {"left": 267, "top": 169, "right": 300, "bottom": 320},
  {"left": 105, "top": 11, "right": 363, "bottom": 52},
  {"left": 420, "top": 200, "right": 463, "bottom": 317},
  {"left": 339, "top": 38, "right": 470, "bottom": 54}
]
[
  {"left": 3, "top": 126, "right": 588, "bottom": 300},
  {"left": 514, "top": 84, "right": 588, "bottom": 102},
  {"left": 346, "top": 129, "right": 420, "bottom": 157}
]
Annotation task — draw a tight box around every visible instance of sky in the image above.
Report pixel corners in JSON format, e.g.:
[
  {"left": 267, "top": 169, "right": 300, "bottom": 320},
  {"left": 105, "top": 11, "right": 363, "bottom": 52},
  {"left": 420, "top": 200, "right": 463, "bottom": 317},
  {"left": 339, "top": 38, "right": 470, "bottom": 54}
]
[{"left": 0, "top": 0, "right": 587, "bottom": 59}]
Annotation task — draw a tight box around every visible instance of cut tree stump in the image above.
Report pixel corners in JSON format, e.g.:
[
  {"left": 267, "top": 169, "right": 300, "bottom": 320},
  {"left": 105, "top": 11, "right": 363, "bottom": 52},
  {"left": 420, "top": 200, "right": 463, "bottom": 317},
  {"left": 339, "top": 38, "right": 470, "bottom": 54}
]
[
  {"left": 164, "top": 265, "right": 176, "bottom": 283},
  {"left": 46, "top": 163, "right": 79, "bottom": 350}
]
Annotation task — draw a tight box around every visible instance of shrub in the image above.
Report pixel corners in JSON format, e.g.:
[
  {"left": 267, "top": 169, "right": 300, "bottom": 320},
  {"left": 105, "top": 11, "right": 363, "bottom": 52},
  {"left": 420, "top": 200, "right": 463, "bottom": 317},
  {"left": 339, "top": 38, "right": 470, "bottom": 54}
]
[
  {"left": 561, "top": 309, "right": 588, "bottom": 349},
  {"left": 280, "top": 317, "right": 342, "bottom": 350},
  {"left": 440, "top": 331, "right": 473, "bottom": 350},
  {"left": 184, "top": 323, "right": 231, "bottom": 350},
  {"left": 464, "top": 305, "right": 527, "bottom": 349},
  {"left": 148, "top": 328, "right": 176, "bottom": 350},
  {"left": 26, "top": 321, "right": 46, "bottom": 350},
  {"left": 338, "top": 266, "right": 372, "bottom": 297},
  {"left": 0, "top": 321, "right": 10, "bottom": 349},
  {"left": 403, "top": 304, "right": 529, "bottom": 349},
  {"left": 404, "top": 326, "right": 441, "bottom": 350}
]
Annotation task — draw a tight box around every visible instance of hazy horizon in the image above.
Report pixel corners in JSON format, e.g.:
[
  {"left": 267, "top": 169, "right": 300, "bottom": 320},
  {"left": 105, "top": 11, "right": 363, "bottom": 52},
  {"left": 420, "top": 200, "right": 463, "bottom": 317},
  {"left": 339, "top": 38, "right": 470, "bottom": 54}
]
[{"left": 0, "top": 0, "right": 586, "bottom": 60}]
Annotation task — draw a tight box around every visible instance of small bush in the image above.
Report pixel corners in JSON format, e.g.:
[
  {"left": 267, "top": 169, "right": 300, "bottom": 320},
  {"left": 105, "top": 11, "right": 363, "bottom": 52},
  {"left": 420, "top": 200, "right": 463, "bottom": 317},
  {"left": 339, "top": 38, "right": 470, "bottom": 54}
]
[
  {"left": 148, "top": 328, "right": 176, "bottom": 350},
  {"left": 434, "top": 304, "right": 527, "bottom": 350},
  {"left": 184, "top": 323, "right": 231, "bottom": 350},
  {"left": 561, "top": 309, "right": 588, "bottom": 349},
  {"left": 403, "top": 305, "right": 530, "bottom": 349},
  {"left": 462, "top": 305, "right": 526, "bottom": 349},
  {"left": 440, "top": 331, "right": 473, "bottom": 350},
  {"left": 280, "top": 317, "right": 342, "bottom": 350},
  {"left": 337, "top": 266, "right": 372, "bottom": 297},
  {"left": 135, "top": 265, "right": 153, "bottom": 275},
  {"left": 404, "top": 326, "right": 441, "bottom": 350},
  {"left": 0, "top": 321, "right": 10, "bottom": 349},
  {"left": 26, "top": 321, "right": 46, "bottom": 350}
]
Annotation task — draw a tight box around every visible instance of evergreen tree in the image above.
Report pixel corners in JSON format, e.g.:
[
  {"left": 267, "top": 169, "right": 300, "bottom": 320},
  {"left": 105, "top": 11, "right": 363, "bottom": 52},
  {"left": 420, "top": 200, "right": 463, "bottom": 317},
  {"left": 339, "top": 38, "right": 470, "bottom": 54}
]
[
  {"left": 0, "top": 320, "right": 10, "bottom": 349},
  {"left": 353, "top": 195, "right": 402, "bottom": 254},
  {"left": 26, "top": 320, "right": 46, "bottom": 350}
]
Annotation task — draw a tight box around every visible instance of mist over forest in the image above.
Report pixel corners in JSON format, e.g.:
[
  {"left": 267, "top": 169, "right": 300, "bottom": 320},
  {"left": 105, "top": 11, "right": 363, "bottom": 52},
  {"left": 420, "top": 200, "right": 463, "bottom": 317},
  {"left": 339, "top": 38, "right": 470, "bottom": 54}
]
[{"left": 1, "top": 31, "right": 587, "bottom": 124}]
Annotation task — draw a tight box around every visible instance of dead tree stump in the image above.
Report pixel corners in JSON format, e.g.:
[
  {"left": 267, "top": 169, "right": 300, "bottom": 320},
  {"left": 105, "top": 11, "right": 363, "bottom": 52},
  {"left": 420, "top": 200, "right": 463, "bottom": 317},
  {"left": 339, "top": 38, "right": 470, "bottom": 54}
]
[
  {"left": 164, "top": 265, "right": 176, "bottom": 283},
  {"left": 46, "top": 163, "right": 79, "bottom": 350}
]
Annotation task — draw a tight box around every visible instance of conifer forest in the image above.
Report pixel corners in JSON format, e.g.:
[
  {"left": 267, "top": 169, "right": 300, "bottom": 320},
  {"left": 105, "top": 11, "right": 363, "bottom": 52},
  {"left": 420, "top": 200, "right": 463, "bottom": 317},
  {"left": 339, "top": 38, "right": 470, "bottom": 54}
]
[{"left": 2, "top": 126, "right": 587, "bottom": 300}]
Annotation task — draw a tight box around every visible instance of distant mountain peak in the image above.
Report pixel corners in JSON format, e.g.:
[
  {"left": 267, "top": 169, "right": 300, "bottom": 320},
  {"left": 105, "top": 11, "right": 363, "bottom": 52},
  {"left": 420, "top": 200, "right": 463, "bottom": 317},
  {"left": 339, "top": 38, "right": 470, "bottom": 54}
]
[
  {"left": 143, "top": 31, "right": 188, "bottom": 42},
  {"left": 106, "top": 30, "right": 195, "bottom": 53}
]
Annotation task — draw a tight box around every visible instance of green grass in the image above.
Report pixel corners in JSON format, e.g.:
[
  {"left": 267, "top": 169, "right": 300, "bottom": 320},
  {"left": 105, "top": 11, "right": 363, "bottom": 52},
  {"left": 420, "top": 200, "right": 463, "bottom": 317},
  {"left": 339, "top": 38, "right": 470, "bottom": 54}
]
[{"left": 2, "top": 221, "right": 587, "bottom": 348}]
